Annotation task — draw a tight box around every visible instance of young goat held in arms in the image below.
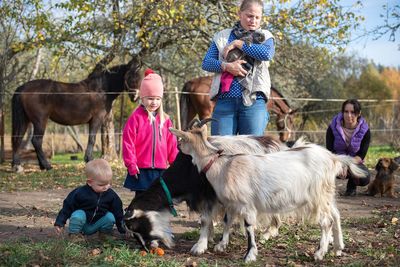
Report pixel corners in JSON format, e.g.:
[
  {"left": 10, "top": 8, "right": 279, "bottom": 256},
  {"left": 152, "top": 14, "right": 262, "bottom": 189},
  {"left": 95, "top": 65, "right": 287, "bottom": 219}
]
[
  {"left": 169, "top": 123, "right": 368, "bottom": 262},
  {"left": 123, "top": 119, "right": 287, "bottom": 254}
]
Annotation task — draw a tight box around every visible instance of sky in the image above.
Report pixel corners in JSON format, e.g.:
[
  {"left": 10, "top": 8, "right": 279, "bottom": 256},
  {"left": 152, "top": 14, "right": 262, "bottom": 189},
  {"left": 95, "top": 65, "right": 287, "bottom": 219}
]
[{"left": 342, "top": 0, "right": 400, "bottom": 67}]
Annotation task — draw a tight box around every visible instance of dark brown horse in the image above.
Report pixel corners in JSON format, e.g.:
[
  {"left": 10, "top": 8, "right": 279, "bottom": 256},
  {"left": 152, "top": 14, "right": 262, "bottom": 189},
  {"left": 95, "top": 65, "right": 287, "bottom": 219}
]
[
  {"left": 12, "top": 57, "right": 142, "bottom": 172},
  {"left": 179, "top": 76, "right": 295, "bottom": 142}
]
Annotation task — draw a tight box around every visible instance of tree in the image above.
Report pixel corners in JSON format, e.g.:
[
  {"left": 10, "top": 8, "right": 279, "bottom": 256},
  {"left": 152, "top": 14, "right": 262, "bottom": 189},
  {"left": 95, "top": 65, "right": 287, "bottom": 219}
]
[
  {"left": 1, "top": 0, "right": 365, "bottom": 161},
  {"left": 372, "top": 2, "right": 400, "bottom": 44}
]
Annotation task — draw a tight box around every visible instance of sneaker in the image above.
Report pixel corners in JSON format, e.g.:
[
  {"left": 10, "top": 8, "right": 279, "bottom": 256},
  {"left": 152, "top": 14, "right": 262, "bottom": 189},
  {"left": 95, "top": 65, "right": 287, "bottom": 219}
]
[
  {"left": 343, "top": 190, "right": 356, "bottom": 196},
  {"left": 68, "top": 233, "right": 86, "bottom": 243}
]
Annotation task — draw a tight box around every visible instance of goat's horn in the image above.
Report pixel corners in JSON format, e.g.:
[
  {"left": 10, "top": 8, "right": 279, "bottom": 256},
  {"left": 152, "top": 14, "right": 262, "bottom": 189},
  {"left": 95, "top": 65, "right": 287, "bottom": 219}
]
[
  {"left": 198, "top": 118, "right": 217, "bottom": 128},
  {"left": 187, "top": 118, "right": 201, "bottom": 130}
]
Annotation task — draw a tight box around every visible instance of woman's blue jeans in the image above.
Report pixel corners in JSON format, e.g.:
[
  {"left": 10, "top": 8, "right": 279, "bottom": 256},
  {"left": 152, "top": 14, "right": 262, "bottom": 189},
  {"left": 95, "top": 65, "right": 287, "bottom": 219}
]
[
  {"left": 68, "top": 210, "right": 116, "bottom": 235},
  {"left": 211, "top": 98, "right": 269, "bottom": 136}
]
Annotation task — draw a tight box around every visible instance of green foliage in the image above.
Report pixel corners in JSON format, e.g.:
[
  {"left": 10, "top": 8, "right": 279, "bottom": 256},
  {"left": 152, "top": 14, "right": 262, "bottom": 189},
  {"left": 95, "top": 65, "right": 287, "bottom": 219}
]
[{"left": 365, "top": 145, "right": 400, "bottom": 168}]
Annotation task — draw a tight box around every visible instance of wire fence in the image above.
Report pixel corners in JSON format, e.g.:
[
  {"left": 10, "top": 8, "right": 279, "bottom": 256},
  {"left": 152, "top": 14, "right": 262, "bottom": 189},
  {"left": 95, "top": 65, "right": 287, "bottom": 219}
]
[{"left": 1, "top": 90, "right": 399, "bottom": 163}]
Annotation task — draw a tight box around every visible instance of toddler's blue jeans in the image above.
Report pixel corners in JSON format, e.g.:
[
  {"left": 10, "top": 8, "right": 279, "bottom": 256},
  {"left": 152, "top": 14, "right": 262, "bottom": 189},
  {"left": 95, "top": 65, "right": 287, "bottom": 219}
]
[
  {"left": 211, "top": 98, "right": 269, "bottom": 136},
  {"left": 68, "top": 210, "right": 115, "bottom": 235}
]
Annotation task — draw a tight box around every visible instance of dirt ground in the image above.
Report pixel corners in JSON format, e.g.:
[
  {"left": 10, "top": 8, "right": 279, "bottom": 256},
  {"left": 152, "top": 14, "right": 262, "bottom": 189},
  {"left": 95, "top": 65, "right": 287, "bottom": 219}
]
[{"left": 1, "top": 172, "right": 399, "bottom": 265}]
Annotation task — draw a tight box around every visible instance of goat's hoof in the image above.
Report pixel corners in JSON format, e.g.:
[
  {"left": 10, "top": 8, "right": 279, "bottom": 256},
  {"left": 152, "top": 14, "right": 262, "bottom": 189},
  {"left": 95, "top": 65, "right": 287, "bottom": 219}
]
[
  {"left": 261, "top": 230, "right": 278, "bottom": 241},
  {"left": 214, "top": 242, "right": 227, "bottom": 252},
  {"left": 12, "top": 165, "right": 24, "bottom": 173},
  {"left": 244, "top": 250, "right": 257, "bottom": 262},
  {"left": 334, "top": 249, "right": 343, "bottom": 257},
  {"left": 314, "top": 250, "right": 325, "bottom": 261},
  {"left": 190, "top": 243, "right": 207, "bottom": 255}
]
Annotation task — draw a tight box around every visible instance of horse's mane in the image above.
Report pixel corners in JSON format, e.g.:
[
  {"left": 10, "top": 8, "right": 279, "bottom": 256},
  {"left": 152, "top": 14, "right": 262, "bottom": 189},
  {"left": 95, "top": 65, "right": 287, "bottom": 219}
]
[{"left": 87, "top": 63, "right": 128, "bottom": 80}]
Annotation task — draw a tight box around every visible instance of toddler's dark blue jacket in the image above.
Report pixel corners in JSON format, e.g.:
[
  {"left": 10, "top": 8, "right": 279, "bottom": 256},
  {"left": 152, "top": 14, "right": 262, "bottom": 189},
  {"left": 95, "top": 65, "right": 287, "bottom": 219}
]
[{"left": 54, "top": 184, "right": 126, "bottom": 233}]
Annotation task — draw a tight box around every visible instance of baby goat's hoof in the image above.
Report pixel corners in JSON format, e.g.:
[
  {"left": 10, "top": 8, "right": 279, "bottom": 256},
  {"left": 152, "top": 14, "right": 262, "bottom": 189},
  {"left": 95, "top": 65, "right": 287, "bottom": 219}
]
[
  {"left": 334, "top": 249, "right": 343, "bottom": 257},
  {"left": 244, "top": 249, "right": 258, "bottom": 263},
  {"left": 214, "top": 242, "right": 227, "bottom": 252},
  {"left": 314, "top": 250, "right": 325, "bottom": 261},
  {"left": 190, "top": 242, "right": 207, "bottom": 255}
]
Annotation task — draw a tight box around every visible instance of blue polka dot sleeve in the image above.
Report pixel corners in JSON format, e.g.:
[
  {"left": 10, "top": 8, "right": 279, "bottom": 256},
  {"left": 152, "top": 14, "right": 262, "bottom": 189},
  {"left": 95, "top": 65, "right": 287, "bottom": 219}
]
[
  {"left": 202, "top": 41, "right": 223, "bottom": 73},
  {"left": 242, "top": 37, "right": 275, "bottom": 61}
]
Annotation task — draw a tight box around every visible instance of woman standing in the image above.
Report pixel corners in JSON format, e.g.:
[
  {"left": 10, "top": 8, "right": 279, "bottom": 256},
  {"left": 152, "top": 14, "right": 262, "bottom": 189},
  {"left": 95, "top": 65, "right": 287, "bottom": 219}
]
[
  {"left": 326, "top": 99, "right": 371, "bottom": 196},
  {"left": 202, "top": 0, "right": 275, "bottom": 136}
]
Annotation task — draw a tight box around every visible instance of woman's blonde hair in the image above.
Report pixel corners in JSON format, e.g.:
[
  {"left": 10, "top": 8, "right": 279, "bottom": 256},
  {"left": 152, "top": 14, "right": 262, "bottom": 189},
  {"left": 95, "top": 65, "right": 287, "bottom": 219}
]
[{"left": 239, "top": 0, "right": 263, "bottom": 11}]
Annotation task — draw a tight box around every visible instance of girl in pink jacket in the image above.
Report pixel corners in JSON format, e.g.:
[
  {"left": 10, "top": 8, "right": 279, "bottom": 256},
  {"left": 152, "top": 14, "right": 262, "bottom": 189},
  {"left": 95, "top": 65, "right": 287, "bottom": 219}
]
[{"left": 122, "top": 69, "right": 178, "bottom": 194}]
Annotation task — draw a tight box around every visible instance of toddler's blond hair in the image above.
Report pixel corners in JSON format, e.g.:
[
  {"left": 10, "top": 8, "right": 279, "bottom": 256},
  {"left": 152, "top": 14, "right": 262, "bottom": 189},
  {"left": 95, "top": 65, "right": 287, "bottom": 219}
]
[{"left": 85, "top": 158, "right": 113, "bottom": 183}]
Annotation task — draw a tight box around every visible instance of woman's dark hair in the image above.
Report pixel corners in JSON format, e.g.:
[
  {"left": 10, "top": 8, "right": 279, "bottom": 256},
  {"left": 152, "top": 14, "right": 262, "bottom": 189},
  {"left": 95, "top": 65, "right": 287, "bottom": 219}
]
[
  {"left": 341, "top": 99, "right": 362, "bottom": 115},
  {"left": 239, "top": 0, "right": 263, "bottom": 12}
]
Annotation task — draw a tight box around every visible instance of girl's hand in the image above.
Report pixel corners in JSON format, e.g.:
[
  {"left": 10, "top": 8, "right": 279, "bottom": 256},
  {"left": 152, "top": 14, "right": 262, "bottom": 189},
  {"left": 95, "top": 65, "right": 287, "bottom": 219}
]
[{"left": 224, "top": 60, "right": 248, "bottom": 77}]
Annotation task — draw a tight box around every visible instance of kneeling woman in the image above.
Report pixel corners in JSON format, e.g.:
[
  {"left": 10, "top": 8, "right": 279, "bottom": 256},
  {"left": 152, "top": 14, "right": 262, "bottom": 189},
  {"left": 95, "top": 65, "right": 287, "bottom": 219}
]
[{"left": 326, "top": 99, "right": 371, "bottom": 196}]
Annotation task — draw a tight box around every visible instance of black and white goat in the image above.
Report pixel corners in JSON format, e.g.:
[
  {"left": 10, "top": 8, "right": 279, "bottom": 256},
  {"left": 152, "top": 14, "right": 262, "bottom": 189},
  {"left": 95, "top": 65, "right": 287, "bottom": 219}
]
[
  {"left": 169, "top": 124, "right": 368, "bottom": 262},
  {"left": 124, "top": 133, "right": 286, "bottom": 254}
]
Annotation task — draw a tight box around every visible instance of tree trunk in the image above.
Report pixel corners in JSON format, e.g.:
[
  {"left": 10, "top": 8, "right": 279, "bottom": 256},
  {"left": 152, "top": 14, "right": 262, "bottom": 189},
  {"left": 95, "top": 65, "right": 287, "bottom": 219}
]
[
  {"left": 101, "top": 110, "right": 118, "bottom": 161},
  {"left": 0, "top": 62, "right": 5, "bottom": 163}
]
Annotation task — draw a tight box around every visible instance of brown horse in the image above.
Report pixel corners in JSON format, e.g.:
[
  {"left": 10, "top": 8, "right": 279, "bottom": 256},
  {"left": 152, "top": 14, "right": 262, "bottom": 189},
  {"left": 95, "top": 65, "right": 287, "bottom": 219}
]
[
  {"left": 179, "top": 76, "right": 295, "bottom": 142},
  {"left": 11, "top": 57, "right": 142, "bottom": 172}
]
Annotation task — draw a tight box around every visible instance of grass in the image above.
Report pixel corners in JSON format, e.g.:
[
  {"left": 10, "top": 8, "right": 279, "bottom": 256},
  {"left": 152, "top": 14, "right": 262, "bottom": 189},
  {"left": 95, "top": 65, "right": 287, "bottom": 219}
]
[
  {"left": 0, "top": 152, "right": 127, "bottom": 192},
  {"left": 0, "top": 146, "right": 399, "bottom": 266},
  {"left": 0, "top": 239, "right": 182, "bottom": 267},
  {"left": 364, "top": 145, "right": 399, "bottom": 168}
]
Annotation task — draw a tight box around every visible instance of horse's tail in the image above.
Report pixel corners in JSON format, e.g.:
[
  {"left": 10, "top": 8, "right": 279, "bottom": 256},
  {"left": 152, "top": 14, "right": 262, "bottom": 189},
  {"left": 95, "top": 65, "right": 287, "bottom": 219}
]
[
  {"left": 12, "top": 86, "right": 29, "bottom": 161},
  {"left": 179, "top": 80, "right": 192, "bottom": 130}
]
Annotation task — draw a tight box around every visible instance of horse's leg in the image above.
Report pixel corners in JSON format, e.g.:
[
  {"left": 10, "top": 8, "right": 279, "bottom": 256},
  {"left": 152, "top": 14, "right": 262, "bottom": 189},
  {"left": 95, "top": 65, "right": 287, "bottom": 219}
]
[
  {"left": 84, "top": 118, "right": 102, "bottom": 162},
  {"left": 31, "top": 122, "right": 52, "bottom": 170},
  {"left": 11, "top": 122, "right": 29, "bottom": 173},
  {"left": 11, "top": 92, "right": 30, "bottom": 172}
]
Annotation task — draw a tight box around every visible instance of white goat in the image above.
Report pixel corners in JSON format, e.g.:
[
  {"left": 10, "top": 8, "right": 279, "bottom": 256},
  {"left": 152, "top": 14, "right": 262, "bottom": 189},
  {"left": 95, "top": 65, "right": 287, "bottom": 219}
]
[
  {"left": 124, "top": 131, "right": 288, "bottom": 255},
  {"left": 170, "top": 125, "right": 368, "bottom": 262}
]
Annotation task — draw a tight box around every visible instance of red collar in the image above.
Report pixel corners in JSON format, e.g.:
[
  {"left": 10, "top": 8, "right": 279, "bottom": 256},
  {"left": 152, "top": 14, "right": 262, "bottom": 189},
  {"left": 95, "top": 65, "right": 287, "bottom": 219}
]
[{"left": 201, "top": 150, "right": 223, "bottom": 174}]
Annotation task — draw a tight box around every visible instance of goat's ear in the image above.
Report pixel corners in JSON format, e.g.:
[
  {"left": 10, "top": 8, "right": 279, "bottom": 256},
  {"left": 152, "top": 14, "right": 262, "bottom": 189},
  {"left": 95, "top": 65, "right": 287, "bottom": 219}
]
[{"left": 169, "top": 127, "right": 188, "bottom": 140}]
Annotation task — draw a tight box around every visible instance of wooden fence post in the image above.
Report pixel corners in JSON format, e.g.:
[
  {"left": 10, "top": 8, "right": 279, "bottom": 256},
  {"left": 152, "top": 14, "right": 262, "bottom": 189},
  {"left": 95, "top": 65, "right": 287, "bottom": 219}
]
[{"left": 174, "top": 87, "right": 181, "bottom": 130}]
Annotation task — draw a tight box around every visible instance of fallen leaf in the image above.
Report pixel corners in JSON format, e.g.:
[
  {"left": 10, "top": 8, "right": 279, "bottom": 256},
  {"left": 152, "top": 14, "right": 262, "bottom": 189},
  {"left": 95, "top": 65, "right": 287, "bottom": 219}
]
[
  {"left": 391, "top": 217, "right": 398, "bottom": 225},
  {"left": 185, "top": 257, "right": 197, "bottom": 267},
  {"left": 90, "top": 248, "right": 101, "bottom": 256},
  {"left": 104, "top": 255, "right": 113, "bottom": 262}
]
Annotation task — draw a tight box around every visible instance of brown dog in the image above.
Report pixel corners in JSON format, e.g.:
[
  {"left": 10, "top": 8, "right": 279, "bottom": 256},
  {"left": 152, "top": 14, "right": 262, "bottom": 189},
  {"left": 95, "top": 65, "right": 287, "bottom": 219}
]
[{"left": 368, "top": 158, "right": 399, "bottom": 197}]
